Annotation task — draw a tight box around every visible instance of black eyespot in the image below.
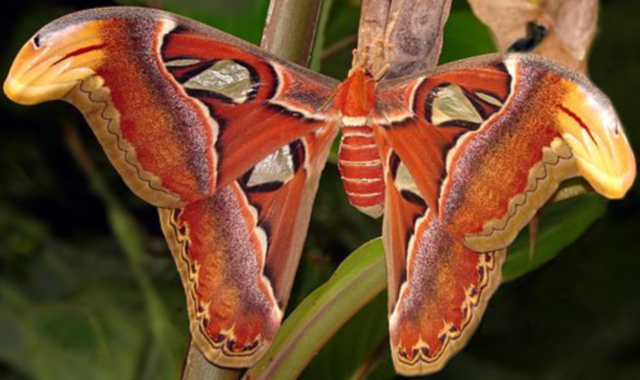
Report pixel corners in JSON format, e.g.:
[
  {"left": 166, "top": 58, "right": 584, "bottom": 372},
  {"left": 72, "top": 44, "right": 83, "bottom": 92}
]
[{"left": 33, "top": 34, "right": 41, "bottom": 48}]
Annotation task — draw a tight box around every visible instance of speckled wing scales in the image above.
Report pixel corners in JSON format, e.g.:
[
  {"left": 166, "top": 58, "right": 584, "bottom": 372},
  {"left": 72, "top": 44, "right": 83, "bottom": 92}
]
[
  {"left": 375, "top": 134, "right": 505, "bottom": 376},
  {"left": 160, "top": 26, "right": 338, "bottom": 193},
  {"left": 5, "top": 7, "right": 341, "bottom": 368},
  {"left": 159, "top": 125, "right": 337, "bottom": 367},
  {"left": 374, "top": 53, "right": 635, "bottom": 375},
  {"left": 7, "top": 6, "right": 636, "bottom": 376},
  {"left": 374, "top": 56, "right": 513, "bottom": 231},
  {"left": 4, "top": 7, "right": 338, "bottom": 208},
  {"left": 375, "top": 54, "right": 634, "bottom": 253}
]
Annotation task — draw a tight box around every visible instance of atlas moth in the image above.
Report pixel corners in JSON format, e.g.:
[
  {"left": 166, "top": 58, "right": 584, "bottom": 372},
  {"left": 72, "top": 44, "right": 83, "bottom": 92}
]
[{"left": 4, "top": 7, "right": 635, "bottom": 376}]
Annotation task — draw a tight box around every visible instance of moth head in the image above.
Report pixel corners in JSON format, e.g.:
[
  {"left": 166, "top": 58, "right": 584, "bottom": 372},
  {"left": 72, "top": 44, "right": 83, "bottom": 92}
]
[
  {"left": 4, "top": 16, "right": 108, "bottom": 105},
  {"left": 554, "top": 77, "right": 636, "bottom": 199}
]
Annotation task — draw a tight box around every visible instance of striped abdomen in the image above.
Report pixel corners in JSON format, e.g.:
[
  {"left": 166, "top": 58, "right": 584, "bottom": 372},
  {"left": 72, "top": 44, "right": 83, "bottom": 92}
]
[{"left": 338, "top": 125, "right": 385, "bottom": 218}]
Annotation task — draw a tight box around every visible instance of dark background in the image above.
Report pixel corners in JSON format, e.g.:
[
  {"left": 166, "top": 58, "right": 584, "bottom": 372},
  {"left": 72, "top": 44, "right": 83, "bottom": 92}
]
[{"left": 0, "top": 0, "right": 639, "bottom": 379}]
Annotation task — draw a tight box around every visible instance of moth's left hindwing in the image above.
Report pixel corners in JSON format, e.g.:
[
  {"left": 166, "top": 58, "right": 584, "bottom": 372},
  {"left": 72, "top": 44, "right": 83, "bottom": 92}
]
[
  {"left": 375, "top": 134, "right": 505, "bottom": 376},
  {"left": 5, "top": 7, "right": 340, "bottom": 367}
]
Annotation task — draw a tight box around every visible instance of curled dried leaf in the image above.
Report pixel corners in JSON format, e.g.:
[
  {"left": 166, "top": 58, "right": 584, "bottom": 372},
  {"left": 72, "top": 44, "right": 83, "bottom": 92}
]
[{"left": 468, "top": 0, "right": 599, "bottom": 72}]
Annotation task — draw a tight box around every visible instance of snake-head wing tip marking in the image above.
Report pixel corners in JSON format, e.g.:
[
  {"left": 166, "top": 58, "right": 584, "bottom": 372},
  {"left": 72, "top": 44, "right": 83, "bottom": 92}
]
[{"left": 517, "top": 55, "right": 636, "bottom": 200}]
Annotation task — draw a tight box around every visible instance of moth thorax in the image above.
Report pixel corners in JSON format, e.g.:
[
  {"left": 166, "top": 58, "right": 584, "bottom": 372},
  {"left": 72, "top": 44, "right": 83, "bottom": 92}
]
[{"left": 335, "top": 68, "right": 376, "bottom": 124}]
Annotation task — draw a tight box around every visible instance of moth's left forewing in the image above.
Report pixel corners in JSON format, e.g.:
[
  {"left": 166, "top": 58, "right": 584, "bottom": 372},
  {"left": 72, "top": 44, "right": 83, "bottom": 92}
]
[
  {"left": 374, "top": 57, "right": 514, "bottom": 216},
  {"left": 437, "top": 55, "right": 635, "bottom": 251},
  {"left": 376, "top": 54, "right": 635, "bottom": 253},
  {"left": 374, "top": 133, "right": 505, "bottom": 376},
  {"left": 428, "top": 55, "right": 577, "bottom": 251}
]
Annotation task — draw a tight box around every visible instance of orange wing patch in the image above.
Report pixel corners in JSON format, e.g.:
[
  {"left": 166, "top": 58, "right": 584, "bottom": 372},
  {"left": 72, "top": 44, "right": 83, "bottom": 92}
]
[
  {"left": 389, "top": 213, "right": 505, "bottom": 375},
  {"left": 160, "top": 185, "right": 281, "bottom": 367},
  {"left": 376, "top": 132, "right": 506, "bottom": 375},
  {"left": 374, "top": 58, "right": 512, "bottom": 215},
  {"left": 159, "top": 125, "right": 337, "bottom": 367}
]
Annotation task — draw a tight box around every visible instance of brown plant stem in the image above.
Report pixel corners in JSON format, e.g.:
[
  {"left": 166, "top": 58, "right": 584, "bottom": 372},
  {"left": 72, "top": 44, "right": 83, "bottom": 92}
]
[
  {"left": 358, "top": 0, "right": 453, "bottom": 78},
  {"left": 182, "top": 344, "right": 240, "bottom": 380},
  {"left": 261, "top": 0, "right": 323, "bottom": 66}
]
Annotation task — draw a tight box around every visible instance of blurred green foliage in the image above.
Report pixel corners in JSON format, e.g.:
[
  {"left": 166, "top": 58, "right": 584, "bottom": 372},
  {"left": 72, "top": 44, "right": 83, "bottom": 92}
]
[{"left": 0, "top": 0, "right": 639, "bottom": 379}]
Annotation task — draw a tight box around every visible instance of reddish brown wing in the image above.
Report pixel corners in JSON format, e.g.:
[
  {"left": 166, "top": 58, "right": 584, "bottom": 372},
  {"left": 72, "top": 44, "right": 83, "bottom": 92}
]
[
  {"left": 5, "top": 6, "right": 342, "bottom": 368},
  {"left": 160, "top": 125, "right": 337, "bottom": 367},
  {"left": 375, "top": 54, "right": 585, "bottom": 252},
  {"left": 5, "top": 7, "right": 338, "bottom": 208},
  {"left": 374, "top": 55, "right": 513, "bottom": 215},
  {"left": 374, "top": 135, "right": 505, "bottom": 376}
]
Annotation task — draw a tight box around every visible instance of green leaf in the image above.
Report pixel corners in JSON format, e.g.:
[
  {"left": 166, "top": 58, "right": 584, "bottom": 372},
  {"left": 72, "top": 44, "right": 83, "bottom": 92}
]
[
  {"left": 0, "top": 280, "right": 152, "bottom": 380},
  {"left": 114, "top": 0, "right": 269, "bottom": 44},
  {"left": 503, "top": 193, "right": 608, "bottom": 282},
  {"left": 310, "top": 0, "right": 335, "bottom": 72},
  {"left": 440, "top": 10, "right": 496, "bottom": 64},
  {"left": 245, "top": 239, "right": 386, "bottom": 380},
  {"left": 318, "top": 0, "right": 360, "bottom": 79},
  {"left": 301, "top": 293, "right": 388, "bottom": 380},
  {"left": 62, "top": 126, "right": 187, "bottom": 379},
  {"left": 98, "top": 199, "right": 184, "bottom": 379},
  {"left": 250, "top": 193, "right": 607, "bottom": 378}
]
